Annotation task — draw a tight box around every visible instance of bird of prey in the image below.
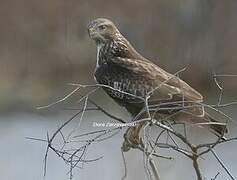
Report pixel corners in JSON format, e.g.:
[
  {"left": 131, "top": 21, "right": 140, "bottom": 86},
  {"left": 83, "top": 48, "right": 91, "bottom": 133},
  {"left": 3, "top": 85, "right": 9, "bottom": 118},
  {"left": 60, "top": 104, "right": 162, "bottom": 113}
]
[{"left": 87, "top": 18, "right": 227, "bottom": 138}]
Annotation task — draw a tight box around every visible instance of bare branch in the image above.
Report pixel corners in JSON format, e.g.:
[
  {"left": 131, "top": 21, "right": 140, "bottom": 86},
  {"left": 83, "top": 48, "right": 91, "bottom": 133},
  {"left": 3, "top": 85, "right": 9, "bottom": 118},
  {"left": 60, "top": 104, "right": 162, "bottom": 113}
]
[
  {"left": 37, "top": 87, "right": 80, "bottom": 109},
  {"left": 210, "top": 149, "right": 235, "bottom": 180},
  {"left": 36, "top": 71, "right": 237, "bottom": 180}
]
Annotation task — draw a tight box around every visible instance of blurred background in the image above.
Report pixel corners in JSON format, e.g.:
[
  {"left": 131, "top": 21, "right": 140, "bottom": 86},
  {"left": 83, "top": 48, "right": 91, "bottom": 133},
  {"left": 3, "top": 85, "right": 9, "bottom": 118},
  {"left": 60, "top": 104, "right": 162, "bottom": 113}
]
[{"left": 1, "top": 0, "right": 237, "bottom": 180}]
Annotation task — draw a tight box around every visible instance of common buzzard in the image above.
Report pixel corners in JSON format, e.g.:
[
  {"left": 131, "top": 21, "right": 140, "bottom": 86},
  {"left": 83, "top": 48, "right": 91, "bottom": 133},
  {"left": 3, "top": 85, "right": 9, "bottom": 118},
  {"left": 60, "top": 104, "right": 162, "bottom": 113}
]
[{"left": 87, "top": 18, "right": 227, "bottom": 137}]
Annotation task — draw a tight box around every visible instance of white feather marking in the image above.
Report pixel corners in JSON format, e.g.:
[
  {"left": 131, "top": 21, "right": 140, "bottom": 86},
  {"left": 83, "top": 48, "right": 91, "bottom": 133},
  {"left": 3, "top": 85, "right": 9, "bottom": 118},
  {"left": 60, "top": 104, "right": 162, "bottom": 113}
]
[
  {"left": 114, "top": 81, "right": 119, "bottom": 89},
  {"left": 96, "top": 44, "right": 102, "bottom": 68}
]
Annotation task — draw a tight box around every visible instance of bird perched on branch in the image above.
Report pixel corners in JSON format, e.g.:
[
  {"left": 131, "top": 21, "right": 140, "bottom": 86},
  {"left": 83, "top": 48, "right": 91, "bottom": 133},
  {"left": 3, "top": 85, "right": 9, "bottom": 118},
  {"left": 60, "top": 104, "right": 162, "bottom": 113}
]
[{"left": 87, "top": 18, "right": 227, "bottom": 139}]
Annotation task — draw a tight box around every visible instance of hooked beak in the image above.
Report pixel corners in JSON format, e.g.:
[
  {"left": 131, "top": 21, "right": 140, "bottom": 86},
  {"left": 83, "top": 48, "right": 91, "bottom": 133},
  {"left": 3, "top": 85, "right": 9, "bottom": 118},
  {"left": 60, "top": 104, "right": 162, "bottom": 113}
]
[{"left": 88, "top": 27, "right": 97, "bottom": 39}]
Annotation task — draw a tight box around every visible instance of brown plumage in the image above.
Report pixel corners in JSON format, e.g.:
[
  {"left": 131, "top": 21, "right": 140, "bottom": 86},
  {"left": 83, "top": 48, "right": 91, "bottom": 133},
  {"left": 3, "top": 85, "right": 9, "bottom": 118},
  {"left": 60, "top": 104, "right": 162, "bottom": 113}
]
[{"left": 87, "top": 18, "right": 227, "bottom": 138}]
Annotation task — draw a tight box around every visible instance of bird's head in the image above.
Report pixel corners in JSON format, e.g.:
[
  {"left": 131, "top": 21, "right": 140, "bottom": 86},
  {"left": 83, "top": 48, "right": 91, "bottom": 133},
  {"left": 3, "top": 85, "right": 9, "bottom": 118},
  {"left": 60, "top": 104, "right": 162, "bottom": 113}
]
[{"left": 87, "top": 18, "right": 119, "bottom": 44}]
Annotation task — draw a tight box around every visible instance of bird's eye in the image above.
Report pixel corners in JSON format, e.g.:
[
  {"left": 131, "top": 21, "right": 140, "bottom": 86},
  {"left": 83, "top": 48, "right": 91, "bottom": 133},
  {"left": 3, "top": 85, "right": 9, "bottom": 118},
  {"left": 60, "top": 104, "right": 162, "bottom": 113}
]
[{"left": 98, "top": 25, "right": 106, "bottom": 30}]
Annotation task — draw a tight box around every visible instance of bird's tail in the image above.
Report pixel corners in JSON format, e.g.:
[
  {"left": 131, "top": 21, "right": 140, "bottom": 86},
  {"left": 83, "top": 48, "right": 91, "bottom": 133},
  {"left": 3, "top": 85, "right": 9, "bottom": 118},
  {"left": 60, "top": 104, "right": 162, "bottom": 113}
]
[{"left": 204, "top": 112, "right": 228, "bottom": 140}]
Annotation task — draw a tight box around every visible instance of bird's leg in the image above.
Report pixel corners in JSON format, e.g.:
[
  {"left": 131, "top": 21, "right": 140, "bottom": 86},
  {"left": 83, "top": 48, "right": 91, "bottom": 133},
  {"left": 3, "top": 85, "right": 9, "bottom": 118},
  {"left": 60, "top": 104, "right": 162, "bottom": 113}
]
[{"left": 121, "top": 121, "right": 147, "bottom": 152}]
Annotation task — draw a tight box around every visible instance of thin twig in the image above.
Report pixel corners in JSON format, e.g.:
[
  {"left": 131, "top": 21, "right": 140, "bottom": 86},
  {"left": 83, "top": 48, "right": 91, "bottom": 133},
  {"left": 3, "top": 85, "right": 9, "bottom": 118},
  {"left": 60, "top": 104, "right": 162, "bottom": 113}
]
[
  {"left": 210, "top": 149, "right": 235, "bottom": 180},
  {"left": 121, "top": 150, "right": 127, "bottom": 180},
  {"left": 37, "top": 87, "right": 80, "bottom": 109}
]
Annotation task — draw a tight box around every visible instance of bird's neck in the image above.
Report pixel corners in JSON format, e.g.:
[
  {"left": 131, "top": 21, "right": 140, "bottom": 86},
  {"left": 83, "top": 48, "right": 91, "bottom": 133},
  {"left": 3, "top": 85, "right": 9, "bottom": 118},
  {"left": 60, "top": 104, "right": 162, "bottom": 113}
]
[
  {"left": 96, "top": 35, "right": 143, "bottom": 68},
  {"left": 113, "top": 33, "right": 145, "bottom": 60}
]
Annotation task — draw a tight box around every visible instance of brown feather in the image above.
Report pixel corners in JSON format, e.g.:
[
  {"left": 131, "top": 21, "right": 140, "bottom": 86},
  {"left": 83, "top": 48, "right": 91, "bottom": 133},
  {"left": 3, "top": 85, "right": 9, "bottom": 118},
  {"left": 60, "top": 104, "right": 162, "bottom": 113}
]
[{"left": 88, "top": 18, "right": 227, "bottom": 138}]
